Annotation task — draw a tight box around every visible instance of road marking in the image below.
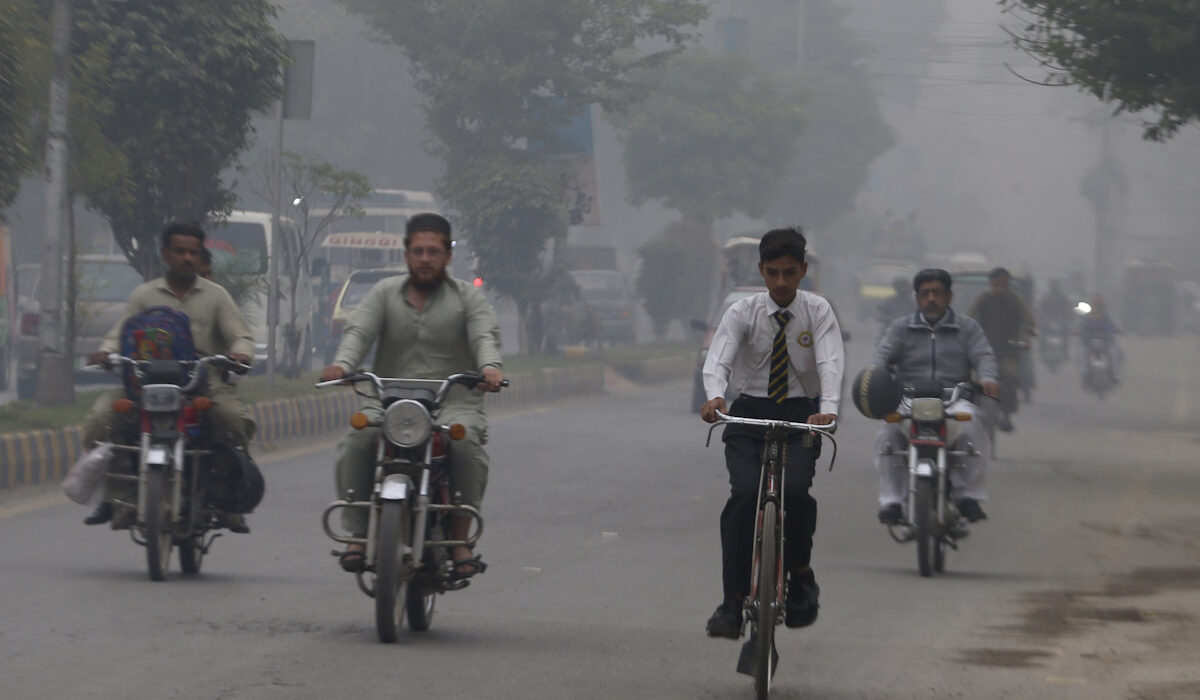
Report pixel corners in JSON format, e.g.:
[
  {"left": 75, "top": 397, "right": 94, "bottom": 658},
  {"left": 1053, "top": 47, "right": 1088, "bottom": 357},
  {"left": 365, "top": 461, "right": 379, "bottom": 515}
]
[
  {"left": 601, "top": 531, "right": 619, "bottom": 541},
  {"left": 523, "top": 567, "right": 542, "bottom": 574}
]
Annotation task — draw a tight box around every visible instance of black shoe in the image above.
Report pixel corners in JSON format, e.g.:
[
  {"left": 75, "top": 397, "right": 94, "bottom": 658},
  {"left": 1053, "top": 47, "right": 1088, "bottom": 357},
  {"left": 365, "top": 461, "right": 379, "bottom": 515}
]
[
  {"left": 956, "top": 498, "right": 987, "bottom": 523},
  {"left": 785, "top": 569, "right": 819, "bottom": 628},
  {"left": 220, "top": 513, "right": 251, "bottom": 534},
  {"left": 83, "top": 502, "right": 113, "bottom": 525},
  {"left": 706, "top": 600, "right": 742, "bottom": 639},
  {"left": 878, "top": 502, "right": 903, "bottom": 526}
]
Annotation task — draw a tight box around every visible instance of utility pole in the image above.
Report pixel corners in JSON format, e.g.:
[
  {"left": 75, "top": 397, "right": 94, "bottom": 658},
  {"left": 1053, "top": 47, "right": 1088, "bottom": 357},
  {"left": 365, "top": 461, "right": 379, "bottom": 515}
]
[{"left": 36, "top": 0, "right": 73, "bottom": 405}]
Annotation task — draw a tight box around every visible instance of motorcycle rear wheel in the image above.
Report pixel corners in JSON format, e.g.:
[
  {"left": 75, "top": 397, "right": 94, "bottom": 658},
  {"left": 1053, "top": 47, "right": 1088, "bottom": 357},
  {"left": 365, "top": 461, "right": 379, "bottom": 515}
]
[
  {"left": 914, "top": 478, "right": 934, "bottom": 578},
  {"left": 144, "top": 469, "right": 173, "bottom": 582},
  {"left": 755, "top": 501, "right": 778, "bottom": 700},
  {"left": 179, "top": 537, "right": 203, "bottom": 574},
  {"left": 375, "top": 500, "right": 412, "bottom": 643}
]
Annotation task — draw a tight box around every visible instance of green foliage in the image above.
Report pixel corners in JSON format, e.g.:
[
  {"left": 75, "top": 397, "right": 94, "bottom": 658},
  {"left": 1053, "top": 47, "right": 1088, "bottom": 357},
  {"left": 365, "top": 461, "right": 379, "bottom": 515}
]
[
  {"left": 339, "top": 0, "right": 706, "bottom": 351},
  {"left": 442, "top": 150, "right": 566, "bottom": 305},
  {"left": 339, "top": 0, "right": 707, "bottom": 152},
  {"left": 636, "top": 219, "right": 717, "bottom": 338},
  {"left": 70, "top": 0, "right": 287, "bottom": 277},
  {"left": 611, "top": 49, "right": 806, "bottom": 224},
  {"left": 773, "top": 0, "right": 894, "bottom": 230},
  {"left": 0, "top": 2, "right": 41, "bottom": 213},
  {"left": 211, "top": 252, "right": 269, "bottom": 313},
  {"left": 1003, "top": 0, "right": 1200, "bottom": 140}
]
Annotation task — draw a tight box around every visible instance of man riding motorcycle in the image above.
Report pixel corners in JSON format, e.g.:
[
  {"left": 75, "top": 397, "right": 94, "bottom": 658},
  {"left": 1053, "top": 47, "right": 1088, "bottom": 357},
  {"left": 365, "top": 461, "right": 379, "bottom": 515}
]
[
  {"left": 1079, "top": 294, "right": 1122, "bottom": 386},
  {"left": 875, "top": 269, "right": 999, "bottom": 526},
  {"left": 80, "top": 221, "right": 257, "bottom": 531},
  {"left": 965, "top": 267, "right": 1033, "bottom": 432},
  {"left": 319, "top": 213, "right": 504, "bottom": 578}
]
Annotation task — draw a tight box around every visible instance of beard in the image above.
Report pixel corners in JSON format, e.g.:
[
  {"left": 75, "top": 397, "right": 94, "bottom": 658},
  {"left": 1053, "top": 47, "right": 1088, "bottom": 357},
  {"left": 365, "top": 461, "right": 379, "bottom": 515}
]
[{"left": 410, "top": 269, "right": 447, "bottom": 291}]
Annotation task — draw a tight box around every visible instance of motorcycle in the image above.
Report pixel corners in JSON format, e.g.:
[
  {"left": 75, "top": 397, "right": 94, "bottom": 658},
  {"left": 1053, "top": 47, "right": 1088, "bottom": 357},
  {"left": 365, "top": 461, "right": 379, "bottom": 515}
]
[
  {"left": 1039, "top": 320, "right": 1069, "bottom": 373},
  {"left": 880, "top": 380, "right": 980, "bottom": 577},
  {"left": 1082, "top": 336, "right": 1115, "bottom": 398},
  {"left": 318, "top": 371, "right": 507, "bottom": 643},
  {"left": 91, "top": 353, "right": 256, "bottom": 581}
]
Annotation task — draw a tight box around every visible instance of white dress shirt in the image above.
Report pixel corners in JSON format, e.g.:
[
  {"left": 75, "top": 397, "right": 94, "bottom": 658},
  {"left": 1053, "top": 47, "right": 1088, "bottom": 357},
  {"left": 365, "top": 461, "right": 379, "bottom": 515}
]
[{"left": 702, "top": 290, "right": 845, "bottom": 415}]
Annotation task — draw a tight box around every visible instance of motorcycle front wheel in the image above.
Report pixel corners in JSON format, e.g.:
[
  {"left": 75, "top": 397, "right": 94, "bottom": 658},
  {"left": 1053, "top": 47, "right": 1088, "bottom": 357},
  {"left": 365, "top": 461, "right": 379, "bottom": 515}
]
[
  {"left": 375, "top": 500, "right": 412, "bottom": 643},
  {"left": 144, "top": 469, "right": 173, "bottom": 582},
  {"left": 755, "top": 501, "right": 778, "bottom": 700},
  {"left": 914, "top": 478, "right": 934, "bottom": 578}
]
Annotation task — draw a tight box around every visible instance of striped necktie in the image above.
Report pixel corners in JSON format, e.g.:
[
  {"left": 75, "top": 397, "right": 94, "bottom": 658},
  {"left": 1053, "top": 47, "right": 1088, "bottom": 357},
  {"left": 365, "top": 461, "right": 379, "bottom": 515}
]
[{"left": 768, "top": 309, "right": 792, "bottom": 403}]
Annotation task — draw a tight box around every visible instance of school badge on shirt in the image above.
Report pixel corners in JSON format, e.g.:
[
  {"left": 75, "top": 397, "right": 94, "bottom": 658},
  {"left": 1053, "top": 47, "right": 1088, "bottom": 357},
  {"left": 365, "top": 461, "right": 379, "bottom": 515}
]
[{"left": 797, "top": 330, "right": 813, "bottom": 348}]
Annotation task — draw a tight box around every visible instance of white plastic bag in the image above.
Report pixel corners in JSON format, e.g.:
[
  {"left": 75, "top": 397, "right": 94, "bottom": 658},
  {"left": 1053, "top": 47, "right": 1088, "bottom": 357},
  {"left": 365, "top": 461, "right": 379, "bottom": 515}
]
[{"left": 62, "top": 442, "right": 114, "bottom": 505}]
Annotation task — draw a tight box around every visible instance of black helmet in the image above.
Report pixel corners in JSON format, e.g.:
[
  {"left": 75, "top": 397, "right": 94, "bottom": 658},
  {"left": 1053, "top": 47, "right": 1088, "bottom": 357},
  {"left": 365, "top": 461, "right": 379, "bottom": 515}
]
[
  {"left": 851, "top": 366, "right": 902, "bottom": 419},
  {"left": 207, "top": 443, "right": 265, "bottom": 514}
]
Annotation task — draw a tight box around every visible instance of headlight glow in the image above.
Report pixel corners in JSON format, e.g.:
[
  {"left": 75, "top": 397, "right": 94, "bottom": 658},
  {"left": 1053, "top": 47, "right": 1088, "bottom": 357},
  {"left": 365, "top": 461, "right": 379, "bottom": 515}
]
[
  {"left": 910, "top": 397, "right": 945, "bottom": 422},
  {"left": 141, "top": 385, "right": 182, "bottom": 412},
  {"left": 382, "top": 400, "right": 432, "bottom": 447}
]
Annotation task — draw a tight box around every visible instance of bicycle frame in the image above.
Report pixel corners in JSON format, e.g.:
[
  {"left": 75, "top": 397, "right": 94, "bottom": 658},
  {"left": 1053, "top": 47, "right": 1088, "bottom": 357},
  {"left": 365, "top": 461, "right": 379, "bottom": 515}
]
[{"left": 705, "top": 412, "right": 838, "bottom": 625}]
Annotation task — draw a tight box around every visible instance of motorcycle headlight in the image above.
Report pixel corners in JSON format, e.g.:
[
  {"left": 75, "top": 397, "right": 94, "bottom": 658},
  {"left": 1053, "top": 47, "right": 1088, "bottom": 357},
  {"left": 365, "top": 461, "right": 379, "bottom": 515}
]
[
  {"left": 382, "top": 399, "right": 432, "bottom": 447},
  {"left": 910, "top": 397, "right": 945, "bottom": 422},
  {"left": 141, "top": 385, "right": 182, "bottom": 412}
]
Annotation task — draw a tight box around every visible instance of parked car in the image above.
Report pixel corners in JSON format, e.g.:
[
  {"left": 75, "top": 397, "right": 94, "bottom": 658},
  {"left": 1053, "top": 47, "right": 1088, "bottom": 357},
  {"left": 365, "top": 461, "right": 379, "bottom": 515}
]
[
  {"left": 558, "top": 269, "right": 637, "bottom": 346},
  {"left": 324, "top": 266, "right": 407, "bottom": 364},
  {"left": 14, "top": 255, "right": 142, "bottom": 398}
]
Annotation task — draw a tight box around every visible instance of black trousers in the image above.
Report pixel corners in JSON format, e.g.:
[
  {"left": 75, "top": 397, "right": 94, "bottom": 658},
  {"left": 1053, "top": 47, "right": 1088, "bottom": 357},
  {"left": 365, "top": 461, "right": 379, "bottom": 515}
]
[{"left": 720, "top": 395, "right": 820, "bottom": 603}]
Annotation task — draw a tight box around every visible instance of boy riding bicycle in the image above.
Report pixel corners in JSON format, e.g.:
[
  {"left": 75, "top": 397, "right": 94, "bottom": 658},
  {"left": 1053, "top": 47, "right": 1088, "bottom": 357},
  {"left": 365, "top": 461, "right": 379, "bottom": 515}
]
[{"left": 699, "top": 227, "right": 844, "bottom": 638}]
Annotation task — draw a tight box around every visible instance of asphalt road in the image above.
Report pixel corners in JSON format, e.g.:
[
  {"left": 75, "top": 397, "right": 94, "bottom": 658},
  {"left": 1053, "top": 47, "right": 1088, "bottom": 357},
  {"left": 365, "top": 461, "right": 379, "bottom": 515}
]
[{"left": 2, "top": 324, "right": 1199, "bottom": 700}]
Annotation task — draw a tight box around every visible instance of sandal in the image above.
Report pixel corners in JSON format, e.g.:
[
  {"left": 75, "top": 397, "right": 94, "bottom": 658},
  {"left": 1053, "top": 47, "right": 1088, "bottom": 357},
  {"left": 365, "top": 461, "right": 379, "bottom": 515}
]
[
  {"left": 334, "top": 545, "right": 365, "bottom": 573},
  {"left": 448, "top": 554, "right": 488, "bottom": 580}
]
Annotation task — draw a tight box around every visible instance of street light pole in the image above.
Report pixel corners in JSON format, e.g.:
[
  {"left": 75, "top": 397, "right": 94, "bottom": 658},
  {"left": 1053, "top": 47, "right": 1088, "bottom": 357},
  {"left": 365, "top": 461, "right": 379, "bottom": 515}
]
[{"left": 36, "top": 0, "right": 73, "bottom": 405}]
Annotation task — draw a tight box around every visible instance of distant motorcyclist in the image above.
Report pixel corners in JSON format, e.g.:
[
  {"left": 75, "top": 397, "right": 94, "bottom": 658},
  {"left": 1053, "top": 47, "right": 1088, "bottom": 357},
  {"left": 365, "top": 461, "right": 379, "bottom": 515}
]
[
  {"left": 875, "top": 269, "right": 999, "bottom": 526},
  {"left": 1037, "top": 279, "right": 1073, "bottom": 357},
  {"left": 966, "top": 267, "right": 1034, "bottom": 432},
  {"left": 1079, "top": 294, "right": 1123, "bottom": 385}
]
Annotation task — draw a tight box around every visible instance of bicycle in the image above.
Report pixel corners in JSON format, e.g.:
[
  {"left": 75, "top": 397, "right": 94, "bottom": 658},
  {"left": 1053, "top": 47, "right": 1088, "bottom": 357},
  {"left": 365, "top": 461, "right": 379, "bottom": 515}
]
[{"left": 706, "top": 410, "right": 838, "bottom": 699}]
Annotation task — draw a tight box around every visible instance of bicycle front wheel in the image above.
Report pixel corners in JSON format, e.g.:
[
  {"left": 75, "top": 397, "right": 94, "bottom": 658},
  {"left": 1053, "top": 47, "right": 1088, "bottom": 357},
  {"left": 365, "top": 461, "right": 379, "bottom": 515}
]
[{"left": 755, "top": 501, "right": 778, "bottom": 699}]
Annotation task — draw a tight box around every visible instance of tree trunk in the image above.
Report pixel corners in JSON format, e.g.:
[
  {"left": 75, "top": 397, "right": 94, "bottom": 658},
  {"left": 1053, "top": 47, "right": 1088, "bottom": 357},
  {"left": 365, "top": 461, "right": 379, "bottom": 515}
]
[{"left": 516, "top": 298, "right": 529, "bottom": 356}]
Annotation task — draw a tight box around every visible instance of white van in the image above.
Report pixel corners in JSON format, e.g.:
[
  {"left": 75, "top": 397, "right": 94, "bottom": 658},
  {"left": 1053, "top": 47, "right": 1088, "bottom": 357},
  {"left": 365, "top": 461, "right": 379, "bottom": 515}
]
[{"left": 205, "top": 210, "right": 314, "bottom": 371}]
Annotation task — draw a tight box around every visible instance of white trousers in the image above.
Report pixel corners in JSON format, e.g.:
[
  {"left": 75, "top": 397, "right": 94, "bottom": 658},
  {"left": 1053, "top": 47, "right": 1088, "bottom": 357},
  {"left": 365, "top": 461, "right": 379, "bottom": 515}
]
[{"left": 874, "top": 399, "right": 991, "bottom": 506}]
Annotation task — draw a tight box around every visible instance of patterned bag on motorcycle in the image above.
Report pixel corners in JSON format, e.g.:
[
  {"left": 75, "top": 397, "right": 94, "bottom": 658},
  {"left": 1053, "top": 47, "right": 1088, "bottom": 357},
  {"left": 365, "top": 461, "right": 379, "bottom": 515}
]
[
  {"left": 117, "top": 306, "right": 202, "bottom": 400},
  {"left": 206, "top": 442, "right": 266, "bottom": 514}
]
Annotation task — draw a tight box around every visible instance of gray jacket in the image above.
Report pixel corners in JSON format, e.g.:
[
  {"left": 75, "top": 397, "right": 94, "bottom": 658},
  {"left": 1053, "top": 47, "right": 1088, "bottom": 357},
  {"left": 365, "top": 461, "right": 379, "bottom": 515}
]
[{"left": 873, "top": 309, "right": 999, "bottom": 387}]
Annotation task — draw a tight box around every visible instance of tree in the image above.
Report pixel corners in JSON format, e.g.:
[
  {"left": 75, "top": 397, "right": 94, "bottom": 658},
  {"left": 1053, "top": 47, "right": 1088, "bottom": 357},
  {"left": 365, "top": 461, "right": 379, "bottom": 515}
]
[
  {"left": 771, "top": 0, "right": 894, "bottom": 231},
  {"left": 612, "top": 49, "right": 806, "bottom": 225},
  {"left": 338, "top": 0, "right": 707, "bottom": 353},
  {"left": 249, "top": 149, "right": 372, "bottom": 376},
  {"left": 1003, "top": 0, "right": 1200, "bottom": 141},
  {"left": 70, "top": 0, "right": 287, "bottom": 277},
  {"left": 611, "top": 49, "right": 803, "bottom": 327},
  {"left": 0, "top": 2, "right": 40, "bottom": 213},
  {"left": 636, "top": 220, "right": 716, "bottom": 339}
]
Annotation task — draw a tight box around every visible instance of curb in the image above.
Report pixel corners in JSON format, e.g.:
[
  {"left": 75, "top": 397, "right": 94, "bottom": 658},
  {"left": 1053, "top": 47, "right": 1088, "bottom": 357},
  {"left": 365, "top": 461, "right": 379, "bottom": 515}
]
[{"left": 0, "top": 364, "right": 608, "bottom": 491}]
